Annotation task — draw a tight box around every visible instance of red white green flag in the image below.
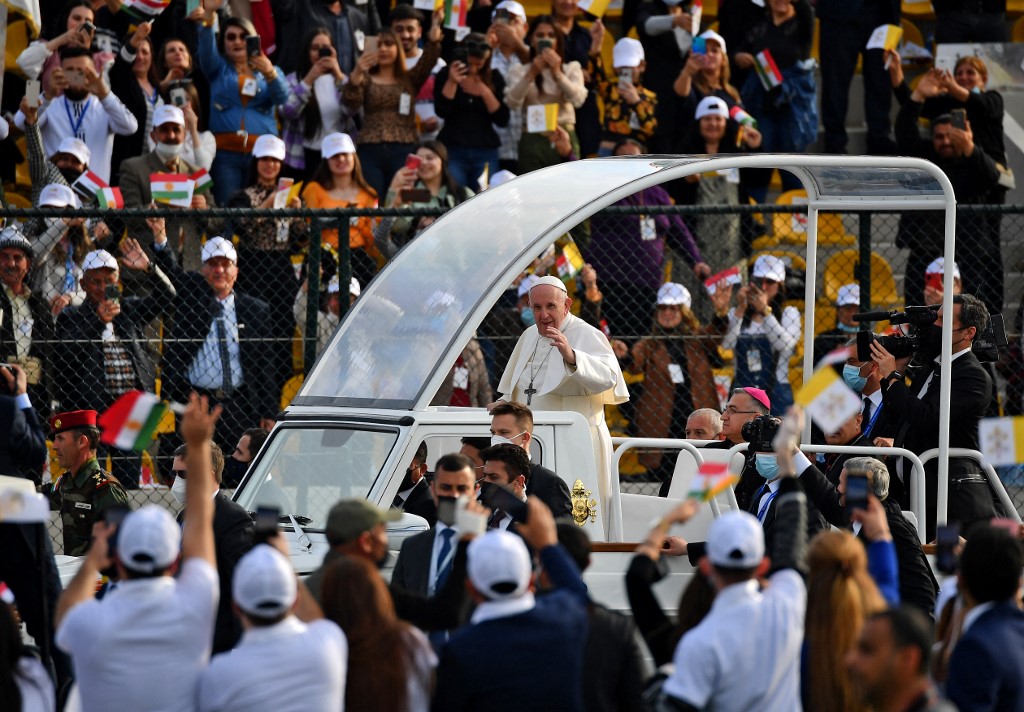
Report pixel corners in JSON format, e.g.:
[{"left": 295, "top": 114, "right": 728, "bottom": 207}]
[
  {"left": 190, "top": 169, "right": 213, "bottom": 194},
  {"left": 96, "top": 187, "right": 124, "bottom": 209},
  {"left": 754, "top": 49, "right": 783, "bottom": 91},
  {"left": 99, "top": 391, "right": 169, "bottom": 453},
  {"left": 150, "top": 173, "right": 195, "bottom": 207}
]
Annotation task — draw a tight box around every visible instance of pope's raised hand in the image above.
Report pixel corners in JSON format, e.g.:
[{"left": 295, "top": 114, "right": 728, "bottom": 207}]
[{"left": 543, "top": 325, "right": 575, "bottom": 365}]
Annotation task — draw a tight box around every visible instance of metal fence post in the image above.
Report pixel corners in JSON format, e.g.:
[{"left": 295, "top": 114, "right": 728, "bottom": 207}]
[
  {"left": 304, "top": 218, "right": 323, "bottom": 376},
  {"left": 858, "top": 212, "right": 872, "bottom": 311},
  {"left": 337, "top": 214, "right": 352, "bottom": 324}
]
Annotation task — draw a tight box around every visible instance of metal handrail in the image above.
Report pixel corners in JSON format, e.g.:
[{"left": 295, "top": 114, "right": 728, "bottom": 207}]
[
  {"left": 611, "top": 438, "right": 730, "bottom": 516},
  {"left": 917, "top": 448, "right": 1022, "bottom": 526}
]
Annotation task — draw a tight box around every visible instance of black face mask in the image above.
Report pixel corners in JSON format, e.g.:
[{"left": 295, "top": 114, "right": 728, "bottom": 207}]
[
  {"left": 919, "top": 324, "right": 965, "bottom": 358},
  {"left": 398, "top": 467, "right": 417, "bottom": 492},
  {"left": 221, "top": 458, "right": 249, "bottom": 487},
  {"left": 58, "top": 167, "right": 83, "bottom": 184}
]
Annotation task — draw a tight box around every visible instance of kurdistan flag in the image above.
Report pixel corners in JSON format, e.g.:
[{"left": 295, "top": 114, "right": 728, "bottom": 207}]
[{"left": 99, "top": 391, "right": 168, "bottom": 452}]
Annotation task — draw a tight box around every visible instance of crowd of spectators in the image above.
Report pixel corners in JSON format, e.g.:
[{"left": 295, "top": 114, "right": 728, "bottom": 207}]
[
  {"left": 3, "top": 399, "right": 1019, "bottom": 711},
  {"left": 0, "top": 0, "right": 1019, "bottom": 486}
]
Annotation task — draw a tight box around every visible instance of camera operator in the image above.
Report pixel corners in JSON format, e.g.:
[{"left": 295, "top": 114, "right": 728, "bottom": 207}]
[{"left": 871, "top": 294, "right": 1000, "bottom": 539}]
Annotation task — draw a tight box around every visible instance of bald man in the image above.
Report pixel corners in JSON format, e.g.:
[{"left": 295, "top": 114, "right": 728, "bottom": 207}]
[{"left": 493, "top": 276, "right": 628, "bottom": 538}]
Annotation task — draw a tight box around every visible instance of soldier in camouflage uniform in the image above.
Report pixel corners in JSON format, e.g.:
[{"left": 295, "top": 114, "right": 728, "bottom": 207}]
[{"left": 43, "top": 410, "right": 129, "bottom": 555}]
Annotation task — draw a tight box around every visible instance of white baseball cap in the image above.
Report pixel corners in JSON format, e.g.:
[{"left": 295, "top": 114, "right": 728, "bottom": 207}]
[
  {"left": 657, "top": 282, "right": 691, "bottom": 308},
  {"left": 836, "top": 283, "right": 860, "bottom": 307},
  {"left": 489, "top": 169, "right": 517, "bottom": 188},
  {"left": 81, "top": 249, "right": 119, "bottom": 272},
  {"left": 202, "top": 236, "right": 238, "bottom": 264},
  {"left": 706, "top": 510, "right": 765, "bottom": 569},
  {"left": 492, "top": 0, "right": 526, "bottom": 20},
  {"left": 326, "top": 275, "right": 359, "bottom": 296},
  {"left": 152, "top": 104, "right": 185, "bottom": 127},
  {"left": 517, "top": 274, "right": 539, "bottom": 298},
  {"left": 350, "top": 277, "right": 361, "bottom": 297},
  {"left": 39, "top": 183, "right": 79, "bottom": 208},
  {"left": 117, "top": 505, "right": 181, "bottom": 574},
  {"left": 529, "top": 275, "right": 567, "bottom": 294},
  {"left": 253, "top": 135, "right": 286, "bottom": 161},
  {"left": 233, "top": 544, "right": 297, "bottom": 617},
  {"left": 925, "top": 257, "right": 961, "bottom": 279},
  {"left": 752, "top": 254, "right": 786, "bottom": 282},
  {"left": 695, "top": 96, "right": 729, "bottom": 120},
  {"left": 612, "top": 38, "right": 644, "bottom": 68},
  {"left": 468, "top": 530, "right": 532, "bottom": 600},
  {"left": 55, "top": 137, "right": 90, "bottom": 165},
  {"left": 321, "top": 132, "right": 356, "bottom": 159},
  {"left": 699, "top": 29, "right": 727, "bottom": 56}
]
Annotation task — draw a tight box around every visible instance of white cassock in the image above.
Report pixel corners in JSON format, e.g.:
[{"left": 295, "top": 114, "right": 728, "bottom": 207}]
[{"left": 497, "top": 312, "right": 629, "bottom": 539}]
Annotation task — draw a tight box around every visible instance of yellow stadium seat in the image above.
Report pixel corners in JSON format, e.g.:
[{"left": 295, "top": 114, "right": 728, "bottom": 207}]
[
  {"left": 900, "top": 18, "right": 924, "bottom": 48},
  {"left": 773, "top": 190, "right": 855, "bottom": 247},
  {"left": 702, "top": 0, "right": 718, "bottom": 21},
  {"left": 1009, "top": 0, "right": 1024, "bottom": 17},
  {"left": 822, "top": 249, "right": 901, "bottom": 310},
  {"left": 1013, "top": 16, "right": 1024, "bottom": 41},
  {"left": 901, "top": 0, "right": 935, "bottom": 21},
  {"left": 814, "top": 300, "right": 837, "bottom": 337},
  {"left": 5, "top": 20, "right": 31, "bottom": 77},
  {"left": 2, "top": 192, "right": 31, "bottom": 209},
  {"left": 281, "top": 374, "right": 304, "bottom": 411}
]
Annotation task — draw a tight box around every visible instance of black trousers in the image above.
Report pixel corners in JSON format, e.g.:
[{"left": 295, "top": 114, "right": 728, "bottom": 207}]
[
  {"left": 820, "top": 12, "right": 897, "bottom": 153},
  {"left": 935, "top": 11, "right": 1010, "bottom": 43}
]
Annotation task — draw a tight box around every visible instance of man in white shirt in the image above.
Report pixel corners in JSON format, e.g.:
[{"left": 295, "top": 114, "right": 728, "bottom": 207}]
[
  {"left": 198, "top": 543, "right": 347, "bottom": 712},
  {"left": 392, "top": 5, "right": 445, "bottom": 141},
  {"left": 662, "top": 449, "right": 809, "bottom": 711},
  {"left": 14, "top": 46, "right": 138, "bottom": 184},
  {"left": 54, "top": 394, "right": 222, "bottom": 712}
]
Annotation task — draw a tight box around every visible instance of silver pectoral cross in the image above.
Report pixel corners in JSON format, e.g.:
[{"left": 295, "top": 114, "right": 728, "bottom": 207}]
[{"left": 524, "top": 383, "right": 537, "bottom": 405}]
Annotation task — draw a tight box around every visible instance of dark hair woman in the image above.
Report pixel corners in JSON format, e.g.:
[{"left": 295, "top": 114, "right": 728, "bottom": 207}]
[
  {"left": 321, "top": 556, "right": 436, "bottom": 712},
  {"left": 434, "top": 32, "right": 510, "bottom": 191}
]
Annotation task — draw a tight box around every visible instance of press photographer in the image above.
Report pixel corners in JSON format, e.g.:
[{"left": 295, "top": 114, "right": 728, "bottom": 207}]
[{"left": 869, "top": 294, "right": 1002, "bottom": 538}]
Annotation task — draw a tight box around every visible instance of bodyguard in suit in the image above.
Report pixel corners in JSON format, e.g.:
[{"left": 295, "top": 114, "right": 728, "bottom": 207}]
[
  {"left": 171, "top": 443, "right": 254, "bottom": 653},
  {"left": 872, "top": 294, "right": 1000, "bottom": 538},
  {"left": 432, "top": 498, "right": 590, "bottom": 712},
  {"left": 487, "top": 401, "right": 572, "bottom": 518},
  {"left": 392, "top": 454, "right": 477, "bottom": 597},
  {"left": 392, "top": 441, "right": 437, "bottom": 526},
  {"left": 118, "top": 105, "right": 221, "bottom": 272},
  {"left": 946, "top": 525, "right": 1024, "bottom": 711},
  {"left": 153, "top": 234, "right": 276, "bottom": 454}
]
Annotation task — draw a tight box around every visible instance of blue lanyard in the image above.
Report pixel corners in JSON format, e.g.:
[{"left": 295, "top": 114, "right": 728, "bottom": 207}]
[
  {"left": 64, "top": 97, "right": 91, "bottom": 139},
  {"left": 148, "top": 87, "right": 159, "bottom": 106},
  {"left": 862, "top": 401, "right": 884, "bottom": 438},
  {"left": 756, "top": 485, "right": 779, "bottom": 523}
]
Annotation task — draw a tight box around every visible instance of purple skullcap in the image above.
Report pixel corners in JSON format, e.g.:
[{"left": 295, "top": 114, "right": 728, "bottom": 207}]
[{"left": 740, "top": 387, "right": 771, "bottom": 411}]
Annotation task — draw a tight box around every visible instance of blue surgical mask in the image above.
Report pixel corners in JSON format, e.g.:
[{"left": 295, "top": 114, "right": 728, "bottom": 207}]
[
  {"left": 519, "top": 306, "right": 535, "bottom": 326},
  {"left": 837, "top": 322, "right": 858, "bottom": 333},
  {"left": 842, "top": 364, "right": 868, "bottom": 393},
  {"left": 755, "top": 453, "right": 779, "bottom": 480},
  {"left": 971, "top": 87, "right": 981, "bottom": 94}
]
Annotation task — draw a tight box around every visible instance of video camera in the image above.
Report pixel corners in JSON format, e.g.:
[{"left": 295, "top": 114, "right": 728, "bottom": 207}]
[
  {"left": 853, "top": 304, "right": 1006, "bottom": 363},
  {"left": 742, "top": 415, "right": 782, "bottom": 453}
]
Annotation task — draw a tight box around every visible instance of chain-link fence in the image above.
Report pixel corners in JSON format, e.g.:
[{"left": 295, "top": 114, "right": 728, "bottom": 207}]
[{"left": 3, "top": 200, "right": 1022, "bottom": 551}]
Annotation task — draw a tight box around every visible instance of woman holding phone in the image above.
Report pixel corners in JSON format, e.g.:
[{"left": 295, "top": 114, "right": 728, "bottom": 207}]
[
  {"left": 434, "top": 33, "right": 509, "bottom": 192},
  {"left": 16, "top": 0, "right": 100, "bottom": 97},
  {"left": 110, "top": 22, "right": 161, "bottom": 185},
  {"left": 343, "top": 15, "right": 443, "bottom": 198},
  {"left": 374, "top": 141, "right": 473, "bottom": 259},
  {"left": 281, "top": 28, "right": 352, "bottom": 182},
  {"left": 503, "top": 16, "right": 587, "bottom": 173},
  {"left": 190, "top": 6, "right": 289, "bottom": 204},
  {"left": 303, "top": 132, "right": 381, "bottom": 285}
]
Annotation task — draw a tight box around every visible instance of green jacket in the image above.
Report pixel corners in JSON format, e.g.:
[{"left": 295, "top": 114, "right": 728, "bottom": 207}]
[{"left": 45, "top": 457, "right": 129, "bottom": 556}]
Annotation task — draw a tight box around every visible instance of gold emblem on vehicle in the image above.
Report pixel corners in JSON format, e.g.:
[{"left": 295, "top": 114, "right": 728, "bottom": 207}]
[{"left": 570, "top": 479, "right": 597, "bottom": 526}]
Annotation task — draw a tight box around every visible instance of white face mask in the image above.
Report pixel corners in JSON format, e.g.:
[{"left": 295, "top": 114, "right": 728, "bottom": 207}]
[
  {"left": 155, "top": 141, "right": 184, "bottom": 162},
  {"left": 490, "top": 432, "right": 526, "bottom": 447},
  {"left": 170, "top": 475, "right": 187, "bottom": 505}
]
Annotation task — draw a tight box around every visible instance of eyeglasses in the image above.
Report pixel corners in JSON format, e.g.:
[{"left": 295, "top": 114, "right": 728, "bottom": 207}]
[
  {"left": 224, "top": 33, "right": 248, "bottom": 41},
  {"left": 722, "top": 406, "right": 758, "bottom": 415}
]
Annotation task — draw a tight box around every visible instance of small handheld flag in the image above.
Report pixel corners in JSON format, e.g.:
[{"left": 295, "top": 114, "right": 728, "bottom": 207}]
[
  {"left": 526, "top": 104, "right": 559, "bottom": 133},
  {"left": 704, "top": 266, "right": 742, "bottom": 295},
  {"left": 794, "top": 349, "right": 861, "bottom": 435},
  {"left": 753, "top": 49, "right": 783, "bottom": 91},
  {"left": 99, "top": 391, "right": 172, "bottom": 453},
  {"left": 687, "top": 461, "right": 739, "bottom": 501},
  {"left": 979, "top": 417, "right": 1024, "bottom": 467}
]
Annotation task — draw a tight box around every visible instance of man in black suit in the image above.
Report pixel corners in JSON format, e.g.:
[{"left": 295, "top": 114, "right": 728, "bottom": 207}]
[
  {"left": 946, "top": 525, "right": 1024, "bottom": 711},
  {"left": 172, "top": 442, "right": 254, "bottom": 653},
  {"left": 153, "top": 235, "right": 276, "bottom": 454},
  {"left": 392, "top": 453, "right": 477, "bottom": 596},
  {"left": 391, "top": 441, "right": 437, "bottom": 526},
  {"left": 799, "top": 455, "right": 938, "bottom": 617},
  {"left": 0, "top": 364, "right": 71, "bottom": 687},
  {"left": 479, "top": 444, "right": 532, "bottom": 531},
  {"left": 55, "top": 240, "right": 176, "bottom": 488},
  {"left": 818, "top": 411, "right": 873, "bottom": 487},
  {"left": 488, "top": 401, "right": 572, "bottom": 518},
  {"left": 872, "top": 294, "right": 1000, "bottom": 538}
]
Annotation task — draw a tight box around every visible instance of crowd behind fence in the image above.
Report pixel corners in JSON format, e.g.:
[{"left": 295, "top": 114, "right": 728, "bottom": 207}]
[{"left": 3, "top": 201, "right": 1023, "bottom": 552}]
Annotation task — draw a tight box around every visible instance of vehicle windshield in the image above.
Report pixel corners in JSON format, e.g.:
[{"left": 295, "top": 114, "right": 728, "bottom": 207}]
[{"left": 234, "top": 425, "right": 399, "bottom": 529}]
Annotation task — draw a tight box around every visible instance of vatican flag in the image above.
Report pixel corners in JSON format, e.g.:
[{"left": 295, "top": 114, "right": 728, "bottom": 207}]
[
  {"left": 795, "top": 354, "right": 861, "bottom": 435},
  {"left": 979, "top": 417, "right": 1024, "bottom": 466}
]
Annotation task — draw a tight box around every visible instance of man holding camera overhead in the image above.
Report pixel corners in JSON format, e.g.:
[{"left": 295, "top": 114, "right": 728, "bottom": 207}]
[{"left": 870, "top": 294, "right": 1000, "bottom": 539}]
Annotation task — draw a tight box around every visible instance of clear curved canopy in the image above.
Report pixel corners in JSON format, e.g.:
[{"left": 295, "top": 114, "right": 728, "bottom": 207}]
[{"left": 294, "top": 154, "right": 952, "bottom": 410}]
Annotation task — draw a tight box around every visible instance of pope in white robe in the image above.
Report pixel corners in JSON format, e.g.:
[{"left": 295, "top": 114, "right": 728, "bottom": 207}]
[{"left": 495, "top": 276, "right": 629, "bottom": 539}]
